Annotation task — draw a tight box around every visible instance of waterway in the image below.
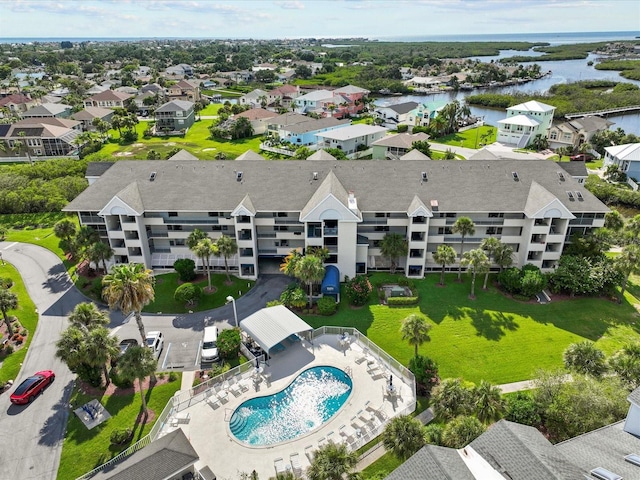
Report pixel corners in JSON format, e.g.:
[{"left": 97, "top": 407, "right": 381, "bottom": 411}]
[{"left": 375, "top": 51, "right": 640, "bottom": 135}]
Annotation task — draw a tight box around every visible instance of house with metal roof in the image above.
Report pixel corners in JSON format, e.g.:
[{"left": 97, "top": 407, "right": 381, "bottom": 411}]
[
  {"left": 316, "top": 125, "right": 388, "bottom": 156},
  {"left": 603, "top": 143, "right": 640, "bottom": 179},
  {"left": 497, "top": 100, "right": 556, "bottom": 148},
  {"left": 64, "top": 156, "right": 607, "bottom": 280}
]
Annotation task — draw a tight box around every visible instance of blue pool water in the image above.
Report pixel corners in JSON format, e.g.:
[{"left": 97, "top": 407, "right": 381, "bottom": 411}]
[{"left": 229, "top": 366, "right": 352, "bottom": 446}]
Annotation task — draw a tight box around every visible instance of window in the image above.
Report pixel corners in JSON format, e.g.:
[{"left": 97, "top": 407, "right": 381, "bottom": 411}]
[
  {"left": 438, "top": 227, "right": 453, "bottom": 235},
  {"left": 408, "top": 265, "right": 423, "bottom": 276},
  {"left": 175, "top": 239, "right": 185, "bottom": 246},
  {"left": 375, "top": 212, "right": 390, "bottom": 218},
  {"left": 486, "top": 227, "right": 503, "bottom": 235},
  {"left": 488, "top": 213, "right": 504, "bottom": 218},
  {"left": 374, "top": 226, "right": 389, "bottom": 232},
  {"left": 356, "top": 263, "right": 366, "bottom": 274},
  {"left": 168, "top": 212, "right": 178, "bottom": 217},
  {"left": 550, "top": 131, "right": 558, "bottom": 140}
]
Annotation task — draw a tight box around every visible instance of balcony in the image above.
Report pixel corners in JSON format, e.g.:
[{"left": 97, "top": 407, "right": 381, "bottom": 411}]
[
  {"left": 80, "top": 214, "right": 104, "bottom": 224},
  {"left": 323, "top": 227, "right": 338, "bottom": 236},
  {"left": 165, "top": 218, "right": 219, "bottom": 225}
]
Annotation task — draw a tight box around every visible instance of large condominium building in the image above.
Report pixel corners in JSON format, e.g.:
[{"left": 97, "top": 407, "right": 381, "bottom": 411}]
[{"left": 64, "top": 158, "right": 608, "bottom": 281}]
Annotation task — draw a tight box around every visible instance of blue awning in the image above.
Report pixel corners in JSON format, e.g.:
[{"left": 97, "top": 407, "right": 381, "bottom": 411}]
[{"left": 321, "top": 265, "right": 340, "bottom": 294}]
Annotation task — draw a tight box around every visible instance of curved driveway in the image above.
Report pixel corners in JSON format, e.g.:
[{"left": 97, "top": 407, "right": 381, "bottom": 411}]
[{"left": 0, "top": 241, "right": 287, "bottom": 480}]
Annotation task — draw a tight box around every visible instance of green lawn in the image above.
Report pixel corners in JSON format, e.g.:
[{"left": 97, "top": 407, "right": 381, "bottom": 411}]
[
  {"left": 143, "top": 272, "right": 255, "bottom": 313},
  {"left": 57, "top": 377, "right": 181, "bottom": 480},
  {"left": 301, "top": 273, "right": 640, "bottom": 385},
  {"left": 86, "top": 121, "right": 264, "bottom": 161},
  {"left": 432, "top": 125, "right": 497, "bottom": 149},
  {"left": 361, "top": 451, "right": 403, "bottom": 479},
  {"left": 0, "top": 262, "right": 39, "bottom": 384}
]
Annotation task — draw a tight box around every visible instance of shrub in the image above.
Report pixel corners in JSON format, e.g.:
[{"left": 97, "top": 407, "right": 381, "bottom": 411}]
[
  {"left": 174, "top": 283, "right": 202, "bottom": 306},
  {"left": 89, "top": 277, "right": 103, "bottom": 298},
  {"left": 169, "top": 372, "right": 179, "bottom": 382},
  {"left": 13, "top": 335, "right": 24, "bottom": 344},
  {"left": 0, "top": 277, "right": 14, "bottom": 289},
  {"left": 396, "top": 124, "right": 408, "bottom": 133},
  {"left": 19, "top": 329, "right": 27, "bottom": 336},
  {"left": 120, "top": 130, "right": 138, "bottom": 142},
  {"left": 408, "top": 355, "right": 440, "bottom": 397},
  {"left": 387, "top": 296, "right": 419, "bottom": 306},
  {"left": 505, "top": 391, "right": 541, "bottom": 426},
  {"left": 280, "top": 285, "right": 307, "bottom": 309},
  {"left": 76, "top": 276, "right": 89, "bottom": 290},
  {"left": 498, "top": 267, "right": 523, "bottom": 294},
  {"left": 217, "top": 328, "right": 241, "bottom": 359},
  {"left": 209, "top": 362, "right": 231, "bottom": 377},
  {"left": 4, "top": 344, "right": 13, "bottom": 354},
  {"left": 441, "top": 415, "right": 485, "bottom": 448},
  {"left": 317, "top": 296, "right": 337, "bottom": 315},
  {"left": 173, "top": 258, "right": 196, "bottom": 281},
  {"left": 563, "top": 341, "right": 607, "bottom": 377},
  {"left": 77, "top": 363, "right": 104, "bottom": 387},
  {"left": 110, "top": 428, "right": 132, "bottom": 446},
  {"left": 423, "top": 423, "right": 444, "bottom": 445},
  {"left": 109, "top": 367, "right": 133, "bottom": 388},
  {"left": 266, "top": 299, "right": 282, "bottom": 307},
  {"left": 344, "top": 275, "right": 373, "bottom": 306}
]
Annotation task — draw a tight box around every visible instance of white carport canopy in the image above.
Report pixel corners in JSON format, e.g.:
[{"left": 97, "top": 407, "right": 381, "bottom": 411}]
[{"left": 239, "top": 305, "right": 313, "bottom": 354}]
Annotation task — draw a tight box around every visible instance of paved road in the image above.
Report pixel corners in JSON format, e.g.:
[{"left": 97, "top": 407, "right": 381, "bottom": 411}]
[
  {"left": 0, "top": 242, "right": 83, "bottom": 480},
  {"left": 0, "top": 241, "right": 288, "bottom": 479}
]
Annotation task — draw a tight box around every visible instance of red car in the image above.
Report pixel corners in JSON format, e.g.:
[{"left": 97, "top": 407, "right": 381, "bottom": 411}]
[
  {"left": 570, "top": 153, "right": 595, "bottom": 162},
  {"left": 10, "top": 370, "right": 55, "bottom": 405}
]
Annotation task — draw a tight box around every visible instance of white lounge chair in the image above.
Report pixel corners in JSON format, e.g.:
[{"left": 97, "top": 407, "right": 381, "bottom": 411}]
[
  {"left": 290, "top": 452, "right": 302, "bottom": 478},
  {"left": 274, "top": 457, "right": 286, "bottom": 475},
  {"left": 304, "top": 444, "right": 315, "bottom": 462}
]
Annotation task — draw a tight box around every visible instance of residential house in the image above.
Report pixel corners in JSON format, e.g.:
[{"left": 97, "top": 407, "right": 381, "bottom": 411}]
[
  {"left": 403, "top": 76, "right": 446, "bottom": 89},
  {"left": 294, "top": 89, "right": 335, "bottom": 115},
  {"left": 21, "top": 103, "right": 73, "bottom": 119},
  {"left": 316, "top": 125, "right": 388, "bottom": 156},
  {"left": 272, "top": 115, "right": 351, "bottom": 146},
  {"left": 115, "top": 86, "right": 138, "bottom": 96},
  {"left": 235, "top": 108, "right": 278, "bottom": 135},
  {"left": 239, "top": 89, "right": 270, "bottom": 108},
  {"left": 165, "top": 64, "right": 194, "bottom": 77},
  {"left": 270, "top": 84, "right": 300, "bottom": 108},
  {"left": 140, "top": 83, "right": 165, "bottom": 95},
  {"left": 548, "top": 115, "right": 613, "bottom": 151},
  {"left": 603, "top": 142, "right": 640, "bottom": 179},
  {"left": 86, "top": 84, "right": 109, "bottom": 96},
  {"left": 371, "top": 132, "right": 430, "bottom": 160},
  {"left": 71, "top": 107, "right": 114, "bottom": 131},
  {"left": 14, "top": 117, "right": 82, "bottom": 132},
  {"left": 154, "top": 100, "right": 195, "bottom": 135},
  {"left": 497, "top": 100, "right": 555, "bottom": 148},
  {"left": 132, "top": 91, "right": 158, "bottom": 116},
  {"left": 224, "top": 71, "right": 253, "bottom": 84},
  {"left": 374, "top": 102, "right": 419, "bottom": 128},
  {"left": 406, "top": 102, "right": 446, "bottom": 129},
  {"left": 0, "top": 93, "right": 36, "bottom": 114},
  {"left": 166, "top": 79, "right": 200, "bottom": 103},
  {"left": 64, "top": 157, "right": 607, "bottom": 280},
  {"left": 332, "top": 85, "right": 370, "bottom": 117},
  {"left": 84, "top": 90, "right": 133, "bottom": 109},
  {"left": 386, "top": 388, "right": 640, "bottom": 480},
  {"left": 0, "top": 122, "right": 80, "bottom": 159}
]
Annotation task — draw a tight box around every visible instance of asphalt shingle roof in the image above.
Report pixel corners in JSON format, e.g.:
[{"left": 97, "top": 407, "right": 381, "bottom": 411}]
[
  {"left": 64, "top": 158, "right": 609, "bottom": 216},
  {"left": 385, "top": 445, "right": 474, "bottom": 480}
]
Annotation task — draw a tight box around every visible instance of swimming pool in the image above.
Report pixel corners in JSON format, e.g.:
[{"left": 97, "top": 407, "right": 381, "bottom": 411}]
[{"left": 229, "top": 366, "right": 352, "bottom": 446}]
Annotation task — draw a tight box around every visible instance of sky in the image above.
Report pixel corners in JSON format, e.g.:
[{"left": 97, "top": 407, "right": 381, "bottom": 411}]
[{"left": 0, "top": 0, "right": 638, "bottom": 39}]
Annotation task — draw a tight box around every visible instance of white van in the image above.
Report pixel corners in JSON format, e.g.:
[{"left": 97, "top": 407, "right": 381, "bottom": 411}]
[{"left": 201, "top": 326, "right": 219, "bottom": 362}]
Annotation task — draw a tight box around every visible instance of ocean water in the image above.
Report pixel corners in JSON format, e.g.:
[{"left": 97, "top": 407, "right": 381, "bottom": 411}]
[{"left": 0, "top": 31, "right": 637, "bottom": 45}]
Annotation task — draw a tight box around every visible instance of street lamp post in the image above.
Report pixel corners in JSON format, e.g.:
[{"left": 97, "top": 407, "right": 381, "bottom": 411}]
[{"left": 226, "top": 295, "right": 238, "bottom": 328}]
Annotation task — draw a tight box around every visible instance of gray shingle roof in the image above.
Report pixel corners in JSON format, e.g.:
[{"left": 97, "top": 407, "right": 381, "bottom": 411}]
[
  {"left": 400, "top": 149, "right": 431, "bottom": 160},
  {"left": 236, "top": 150, "right": 265, "bottom": 160},
  {"left": 307, "top": 149, "right": 337, "bottom": 161},
  {"left": 86, "top": 161, "right": 115, "bottom": 177},
  {"left": 556, "top": 420, "right": 640, "bottom": 480},
  {"left": 168, "top": 149, "right": 199, "bottom": 161},
  {"left": 64, "top": 159, "right": 608, "bottom": 216},
  {"left": 557, "top": 161, "right": 588, "bottom": 177},
  {"left": 156, "top": 100, "right": 194, "bottom": 113},
  {"left": 93, "top": 429, "right": 198, "bottom": 480},
  {"left": 385, "top": 445, "right": 474, "bottom": 480},
  {"left": 372, "top": 132, "right": 429, "bottom": 149},
  {"left": 470, "top": 420, "right": 586, "bottom": 479},
  {"left": 628, "top": 386, "right": 640, "bottom": 406},
  {"left": 380, "top": 101, "right": 419, "bottom": 115}
]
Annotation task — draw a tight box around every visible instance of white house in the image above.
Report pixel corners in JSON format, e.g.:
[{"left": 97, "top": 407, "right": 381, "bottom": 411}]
[
  {"left": 374, "top": 102, "right": 419, "bottom": 128},
  {"left": 294, "top": 89, "right": 335, "bottom": 115},
  {"left": 315, "top": 125, "right": 388, "bottom": 156},
  {"left": 497, "top": 100, "right": 555, "bottom": 148}
]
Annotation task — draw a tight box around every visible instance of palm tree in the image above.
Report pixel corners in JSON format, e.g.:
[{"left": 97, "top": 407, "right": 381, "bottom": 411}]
[
  {"left": 616, "top": 244, "right": 640, "bottom": 303},
  {"left": 400, "top": 313, "right": 432, "bottom": 357},
  {"left": 380, "top": 232, "right": 408, "bottom": 274},
  {"left": 280, "top": 249, "right": 302, "bottom": 276},
  {"left": 493, "top": 243, "right": 514, "bottom": 272},
  {"left": 473, "top": 380, "right": 504, "bottom": 423},
  {"left": 433, "top": 244, "right": 456, "bottom": 286},
  {"left": 461, "top": 248, "right": 490, "bottom": 299},
  {"left": 193, "top": 238, "right": 217, "bottom": 291},
  {"left": 0, "top": 287, "right": 18, "bottom": 336},
  {"left": 452, "top": 217, "right": 475, "bottom": 281},
  {"left": 53, "top": 218, "right": 77, "bottom": 244},
  {"left": 306, "top": 442, "right": 359, "bottom": 480},
  {"left": 215, "top": 234, "right": 238, "bottom": 282},
  {"left": 86, "top": 327, "right": 119, "bottom": 386},
  {"left": 68, "top": 302, "right": 109, "bottom": 333},
  {"left": 102, "top": 263, "right": 155, "bottom": 344},
  {"left": 187, "top": 228, "right": 208, "bottom": 273},
  {"left": 75, "top": 225, "right": 99, "bottom": 261},
  {"left": 294, "top": 254, "right": 325, "bottom": 309},
  {"left": 480, "top": 237, "right": 501, "bottom": 290},
  {"left": 382, "top": 415, "right": 426, "bottom": 460},
  {"left": 117, "top": 345, "right": 158, "bottom": 415},
  {"left": 87, "top": 241, "right": 114, "bottom": 274},
  {"left": 55, "top": 327, "right": 87, "bottom": 372}
]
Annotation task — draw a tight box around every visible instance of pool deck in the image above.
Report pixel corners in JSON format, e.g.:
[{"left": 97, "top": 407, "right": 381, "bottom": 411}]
[{"left": 160, "top": 333, "right": 416, "bottom": 479}]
